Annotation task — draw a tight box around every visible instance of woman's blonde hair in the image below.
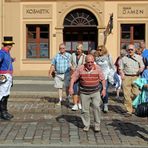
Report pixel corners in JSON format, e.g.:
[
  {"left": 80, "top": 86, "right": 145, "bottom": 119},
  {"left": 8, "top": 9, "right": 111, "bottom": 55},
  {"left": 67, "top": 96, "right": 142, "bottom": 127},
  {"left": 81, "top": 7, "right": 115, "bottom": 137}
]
[
  {"left": 96, "top": 45, "right": 108, "bottom": 56},
  {"left": 76, "top": 44, "right": 83, "bottom": 50}
]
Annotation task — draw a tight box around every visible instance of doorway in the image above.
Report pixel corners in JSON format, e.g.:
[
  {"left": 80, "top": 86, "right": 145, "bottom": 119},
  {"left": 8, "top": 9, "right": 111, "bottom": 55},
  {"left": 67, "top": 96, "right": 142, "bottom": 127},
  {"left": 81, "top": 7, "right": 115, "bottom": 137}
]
[{"left": 63, "top": 9, "right": 98, "bottom": 54}]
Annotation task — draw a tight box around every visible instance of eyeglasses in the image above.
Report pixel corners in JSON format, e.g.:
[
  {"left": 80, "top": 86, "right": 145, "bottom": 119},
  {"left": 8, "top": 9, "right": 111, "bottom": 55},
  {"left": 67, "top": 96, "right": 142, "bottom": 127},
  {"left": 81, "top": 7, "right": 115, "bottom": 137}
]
[
  {"left": 87, "top": 61, "right": 94, "bottom": 63},
  {"left": 60, "top": 47, "right": 65, "bottom": 49},
  {"left": 97, "top": 49, "right": 102, "bottom": 51},
  {"left": 128, "top": 48, "right": 134, "bottom": 51}
]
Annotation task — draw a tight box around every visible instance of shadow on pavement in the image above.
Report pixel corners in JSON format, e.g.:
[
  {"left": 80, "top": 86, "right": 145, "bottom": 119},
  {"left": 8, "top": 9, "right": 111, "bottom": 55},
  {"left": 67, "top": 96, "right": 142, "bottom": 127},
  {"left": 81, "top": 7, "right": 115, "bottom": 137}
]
[
  {"left": 109, "top": 104, "right": 126, "bottom": 115},
  {"left": 41, "top": 96, "right": 59, "bottom": 103},
  {"left": 108, "top": 119, "right": 148, "bottom": 141},
  {"left": 56, "top": 114, "right": 84, "bottom": 128}
]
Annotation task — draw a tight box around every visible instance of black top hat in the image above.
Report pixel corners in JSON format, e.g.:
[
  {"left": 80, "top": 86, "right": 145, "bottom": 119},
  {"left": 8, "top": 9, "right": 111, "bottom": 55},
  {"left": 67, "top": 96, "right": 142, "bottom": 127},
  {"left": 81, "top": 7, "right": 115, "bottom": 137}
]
[{"left": 2, "top": 36, "right": 15, "bottom": 45}]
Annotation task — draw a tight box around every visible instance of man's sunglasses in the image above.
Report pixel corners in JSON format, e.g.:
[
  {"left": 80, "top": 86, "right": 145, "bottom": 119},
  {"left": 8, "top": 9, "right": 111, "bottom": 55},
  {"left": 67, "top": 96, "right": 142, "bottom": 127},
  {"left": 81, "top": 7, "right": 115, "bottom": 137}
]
[
  {"left": 87, "top": 61, "right": 94, "bottom": 63},
  {"left": 128, "top": 48, "right": 134, "bottom": 51},
  {"left": 97, "top": 49, "right": 102, "bottom": 51}
]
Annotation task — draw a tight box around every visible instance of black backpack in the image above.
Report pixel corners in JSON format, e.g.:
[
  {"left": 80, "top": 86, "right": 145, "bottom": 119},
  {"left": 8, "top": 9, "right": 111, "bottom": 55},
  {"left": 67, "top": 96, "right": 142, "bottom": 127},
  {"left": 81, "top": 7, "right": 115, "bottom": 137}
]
[{"left": 136, "top": 102, "right": 148, "bottom": 117}]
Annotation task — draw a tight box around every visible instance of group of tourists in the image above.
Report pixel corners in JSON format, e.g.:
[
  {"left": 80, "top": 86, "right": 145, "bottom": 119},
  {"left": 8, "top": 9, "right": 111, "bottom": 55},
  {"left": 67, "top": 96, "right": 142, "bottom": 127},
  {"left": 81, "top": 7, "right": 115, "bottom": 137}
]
[
  {"left": 48, "top": 42, "right": 148, "bottom": 132},
  {"left": 0, "top": 36, "right": 147, "bottom": 133}
]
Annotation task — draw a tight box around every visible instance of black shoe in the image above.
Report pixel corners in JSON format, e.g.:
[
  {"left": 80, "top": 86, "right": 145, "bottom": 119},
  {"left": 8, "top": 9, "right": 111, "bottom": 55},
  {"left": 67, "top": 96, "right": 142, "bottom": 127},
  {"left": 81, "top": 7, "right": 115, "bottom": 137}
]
[
  {"left": 6, "top": 112, "right": 14, "bottom": 119},
  {"left": 1, "top": 111, "right": 11, "bottom": 120}
]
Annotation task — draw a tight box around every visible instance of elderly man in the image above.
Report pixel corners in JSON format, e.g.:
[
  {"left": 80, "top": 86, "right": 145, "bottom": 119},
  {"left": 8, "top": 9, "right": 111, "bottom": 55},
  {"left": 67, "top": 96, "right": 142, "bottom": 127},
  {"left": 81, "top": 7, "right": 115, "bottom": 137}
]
[
  {"left": 69, "top": 54, "right": 106, "bottom": 132},
  {"left": 0, "top": 36, "right": 15, "bottom": 120},
  {"left": 119, "top": 44, "right": 145, "bottom": 117},
  {"left": 48, "top": 43, "right": 71, "bottom": 105}
]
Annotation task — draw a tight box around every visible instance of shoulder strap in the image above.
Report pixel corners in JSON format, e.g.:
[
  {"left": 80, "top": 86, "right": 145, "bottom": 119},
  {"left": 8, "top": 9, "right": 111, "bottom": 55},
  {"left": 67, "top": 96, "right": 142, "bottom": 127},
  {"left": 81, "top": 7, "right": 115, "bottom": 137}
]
[
  {"left": 128, "top": 55, "right": 140, "bottom": 67},
  {"left": 81, "top": 54, "right": 85, "bottom": 64}
]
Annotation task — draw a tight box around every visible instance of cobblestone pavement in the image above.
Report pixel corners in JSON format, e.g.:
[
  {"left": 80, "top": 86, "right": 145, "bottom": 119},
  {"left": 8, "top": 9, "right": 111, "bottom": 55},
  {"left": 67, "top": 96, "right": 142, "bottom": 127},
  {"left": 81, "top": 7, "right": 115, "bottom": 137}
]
[
  {"left": 0, "top": 96, "right": 147, "bottom": 148},
  {"left": 0, "top": 76, "right": 147, "bottom": 148}
]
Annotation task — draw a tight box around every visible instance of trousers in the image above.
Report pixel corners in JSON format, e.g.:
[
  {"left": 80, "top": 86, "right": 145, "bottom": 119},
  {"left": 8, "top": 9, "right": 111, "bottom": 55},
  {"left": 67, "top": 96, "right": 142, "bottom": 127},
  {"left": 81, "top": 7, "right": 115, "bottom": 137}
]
[{"left": 80, "top": 91, "right": 101, "bottom": 127}]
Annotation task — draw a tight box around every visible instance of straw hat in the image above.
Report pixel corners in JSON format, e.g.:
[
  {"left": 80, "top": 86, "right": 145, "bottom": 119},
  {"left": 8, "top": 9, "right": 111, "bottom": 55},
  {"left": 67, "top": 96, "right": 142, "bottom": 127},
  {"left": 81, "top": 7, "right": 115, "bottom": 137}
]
[{"left": 2, "top": 36, "right": 15, "bottom": 45}]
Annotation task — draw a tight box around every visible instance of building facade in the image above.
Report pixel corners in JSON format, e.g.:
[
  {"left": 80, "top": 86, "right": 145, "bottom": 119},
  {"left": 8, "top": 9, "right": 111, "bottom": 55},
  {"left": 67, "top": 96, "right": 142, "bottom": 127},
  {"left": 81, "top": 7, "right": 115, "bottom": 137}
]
[{"left": 0, "top": 0, "right": 148, "bottom": 76}]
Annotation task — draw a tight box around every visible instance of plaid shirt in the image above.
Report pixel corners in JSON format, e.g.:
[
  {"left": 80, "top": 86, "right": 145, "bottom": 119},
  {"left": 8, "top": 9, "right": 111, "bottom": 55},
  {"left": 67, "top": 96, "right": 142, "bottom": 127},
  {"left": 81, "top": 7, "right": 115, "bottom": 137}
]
[
  {"left": 52, "top": 52, "right": 71, "bottom": 74},
  {"left": 120, "top": 54, "right": 144, "bottom": 75}
]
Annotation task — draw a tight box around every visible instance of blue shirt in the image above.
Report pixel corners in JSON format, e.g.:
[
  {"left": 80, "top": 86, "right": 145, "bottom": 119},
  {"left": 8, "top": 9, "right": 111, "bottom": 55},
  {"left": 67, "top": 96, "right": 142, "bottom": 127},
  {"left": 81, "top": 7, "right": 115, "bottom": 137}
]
[
  {"left": 52, "top": 52, "right": 71, "bottom": 74},
  {"left": 0, "top": 49, "right": 14, "bottom": 74},
  {"left": 142, "top": 49, "right": 148, "bottom": 58}
]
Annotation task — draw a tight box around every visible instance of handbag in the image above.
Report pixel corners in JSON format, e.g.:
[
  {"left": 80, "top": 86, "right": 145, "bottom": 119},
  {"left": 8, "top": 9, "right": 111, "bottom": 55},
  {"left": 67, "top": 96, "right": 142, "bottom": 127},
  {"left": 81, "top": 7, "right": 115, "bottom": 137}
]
[
  {"left": 0, "top": 75, "right": 7, "bottom": 84},
  {"left": 136, "top": 102, "right": 148, "bottom": 117},
  {"left": 51, "top": 71, "right": 55, "bottom": 78}
]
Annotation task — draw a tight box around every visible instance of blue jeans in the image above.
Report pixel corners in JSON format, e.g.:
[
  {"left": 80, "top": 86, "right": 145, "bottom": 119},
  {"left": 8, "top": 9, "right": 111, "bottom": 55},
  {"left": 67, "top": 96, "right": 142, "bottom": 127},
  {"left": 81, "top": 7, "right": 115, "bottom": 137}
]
[{"left": 73, "top": 81, "right": 79, "bottom": 95}]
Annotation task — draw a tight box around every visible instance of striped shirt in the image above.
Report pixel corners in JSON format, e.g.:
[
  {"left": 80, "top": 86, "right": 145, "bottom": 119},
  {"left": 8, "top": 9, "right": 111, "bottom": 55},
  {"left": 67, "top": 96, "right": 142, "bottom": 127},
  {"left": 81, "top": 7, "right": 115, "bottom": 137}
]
[{"left": 72, "top": 64, "right": 105, "bottom": 94}]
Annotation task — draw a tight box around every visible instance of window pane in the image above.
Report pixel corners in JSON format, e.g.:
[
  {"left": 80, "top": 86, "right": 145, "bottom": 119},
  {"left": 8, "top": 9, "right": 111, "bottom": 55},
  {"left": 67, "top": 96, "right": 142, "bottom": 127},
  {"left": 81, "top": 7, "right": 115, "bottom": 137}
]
[
  {"left": 65, "top": 42, "right": 71, "bottom": 51},
  {"left": 26, "top": 24, "right": 49, "bottom": 59},
  {"left": 40, "top": 43, "right": 48, "bottom": 58},
  {"left": 134, "top": 24, "right": 145, "bottom": 40},
  {"left": 83, "top": 42, "right": 88, "bottom": 51},
  {"left": 27, "top": 43, "right": 37, "bottom": 58}
]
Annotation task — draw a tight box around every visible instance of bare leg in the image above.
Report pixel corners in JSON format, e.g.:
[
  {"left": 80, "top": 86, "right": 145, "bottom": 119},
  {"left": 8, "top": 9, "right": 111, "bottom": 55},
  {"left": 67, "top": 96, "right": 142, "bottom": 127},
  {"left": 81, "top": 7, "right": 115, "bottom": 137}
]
[{"left": 58, "top": 88, "right": 63, "bottom": 102}]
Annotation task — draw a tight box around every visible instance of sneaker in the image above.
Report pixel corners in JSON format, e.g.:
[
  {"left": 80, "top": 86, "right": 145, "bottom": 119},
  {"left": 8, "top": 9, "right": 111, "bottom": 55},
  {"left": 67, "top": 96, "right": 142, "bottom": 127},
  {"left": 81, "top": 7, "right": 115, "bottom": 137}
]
[
  {"left": 103, "top": 104, "right": 108, "bottom": 113},
  {"left": 94, "top": 124, "right": 100, "bottom": 132},
  {"left": 115, "top": 96, "right": 120, "bottom": 100},
  {"left": 78, "top": 103, "right": 82, "bottom": 110},
  {"left": 71, "top": 104, "right": 78, "bottom": 111},
  {"left": 83, "top": 126, "right": 89, "bottom": 132},
  {"left": 56, "top": 101, "right": 61, "bottom": 106}
]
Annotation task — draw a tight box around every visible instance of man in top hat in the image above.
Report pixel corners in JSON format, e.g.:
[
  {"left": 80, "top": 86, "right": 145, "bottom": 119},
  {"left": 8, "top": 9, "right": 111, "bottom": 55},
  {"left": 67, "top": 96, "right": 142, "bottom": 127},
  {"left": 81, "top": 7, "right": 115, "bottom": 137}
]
[{"left": 0, "top": 36, "right": 15, "bottom": 120}]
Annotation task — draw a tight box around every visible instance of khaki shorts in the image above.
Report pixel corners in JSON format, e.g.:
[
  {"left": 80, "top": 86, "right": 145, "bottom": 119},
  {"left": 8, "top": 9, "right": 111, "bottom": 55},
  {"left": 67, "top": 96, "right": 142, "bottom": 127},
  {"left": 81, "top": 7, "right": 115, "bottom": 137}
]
[{"left": 54, "top": 73, "right": 70, "bottom": 89}]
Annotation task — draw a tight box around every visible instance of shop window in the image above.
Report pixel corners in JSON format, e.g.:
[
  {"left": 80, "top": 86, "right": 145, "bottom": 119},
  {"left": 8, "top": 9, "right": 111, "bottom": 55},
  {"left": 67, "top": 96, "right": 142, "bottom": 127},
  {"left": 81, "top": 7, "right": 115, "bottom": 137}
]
[
  {"left": 120, "top": 24, "right": 145, "bottom": 49},
  {"left": 26, "top": 24, "right": 49, "bottom": 58}
]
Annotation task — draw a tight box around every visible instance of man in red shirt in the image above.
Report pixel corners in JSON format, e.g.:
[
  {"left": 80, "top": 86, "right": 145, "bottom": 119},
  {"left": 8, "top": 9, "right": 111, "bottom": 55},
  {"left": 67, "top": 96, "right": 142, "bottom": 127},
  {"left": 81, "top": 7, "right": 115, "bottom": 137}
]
[{"left": 69, "top": 54, "right": 106, "bottom": 132}]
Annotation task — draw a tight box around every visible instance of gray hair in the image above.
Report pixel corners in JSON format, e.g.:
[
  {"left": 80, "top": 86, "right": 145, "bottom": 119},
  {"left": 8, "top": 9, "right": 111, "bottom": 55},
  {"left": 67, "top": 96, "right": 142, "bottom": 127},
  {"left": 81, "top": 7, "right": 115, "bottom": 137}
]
[{"left": 120, "top": 49, "right": 127, "bottom": 57}]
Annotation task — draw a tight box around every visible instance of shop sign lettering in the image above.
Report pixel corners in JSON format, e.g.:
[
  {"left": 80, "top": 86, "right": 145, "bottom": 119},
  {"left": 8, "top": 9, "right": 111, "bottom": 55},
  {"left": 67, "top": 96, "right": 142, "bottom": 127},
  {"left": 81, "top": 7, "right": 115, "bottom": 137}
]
[
  {"left": 118, "top": 4, "right": 148, "bottom": 18},
  {"left": 26, "top": 9, "right": 50, "bottom": 14},
  {"left": 122, "top": 7, "right": 144, "bottom": 15},
  {"left": 23, "top": 5, "right": 52, "bottom": 18}
]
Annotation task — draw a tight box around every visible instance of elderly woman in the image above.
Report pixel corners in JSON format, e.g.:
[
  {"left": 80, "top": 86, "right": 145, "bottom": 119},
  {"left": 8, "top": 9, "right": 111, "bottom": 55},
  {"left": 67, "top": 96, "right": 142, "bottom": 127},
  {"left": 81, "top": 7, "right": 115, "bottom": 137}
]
[
  {"left": 114, "top": 49, "right": 127, "bottom": 99},
  {"left": 70, "top": 44, "right": 86, "bottom": 111},
  {"left": 95, "top": 45, "right": 116, "bottom": 113}
]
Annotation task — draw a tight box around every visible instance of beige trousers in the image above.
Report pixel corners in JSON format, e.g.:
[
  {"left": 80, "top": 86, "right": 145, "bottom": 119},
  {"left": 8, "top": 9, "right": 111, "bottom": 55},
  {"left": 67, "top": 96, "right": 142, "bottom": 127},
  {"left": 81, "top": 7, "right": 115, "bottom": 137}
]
[
  {"left": 122, "top": 75, "right": 140, "bottom": 113},
  {"left": 80, "top": 91, "right": 101, "bottom": 127}
]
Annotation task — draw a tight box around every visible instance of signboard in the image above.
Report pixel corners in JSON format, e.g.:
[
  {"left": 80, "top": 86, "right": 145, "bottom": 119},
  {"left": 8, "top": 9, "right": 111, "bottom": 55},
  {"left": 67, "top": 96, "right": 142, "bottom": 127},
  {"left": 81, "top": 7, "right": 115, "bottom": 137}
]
[
  {"left": 23, "top": 5, "right": 52, "bottom": 19},
  {"left": 118, "top": 4, "right": 148, "bottom": 18}
]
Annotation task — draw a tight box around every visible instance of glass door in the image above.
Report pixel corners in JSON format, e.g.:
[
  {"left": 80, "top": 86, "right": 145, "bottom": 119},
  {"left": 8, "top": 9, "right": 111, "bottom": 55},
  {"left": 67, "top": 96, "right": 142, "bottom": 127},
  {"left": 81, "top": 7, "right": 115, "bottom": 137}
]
[{"left": 64, "top": 27, "right": 97, "bottom": 54}]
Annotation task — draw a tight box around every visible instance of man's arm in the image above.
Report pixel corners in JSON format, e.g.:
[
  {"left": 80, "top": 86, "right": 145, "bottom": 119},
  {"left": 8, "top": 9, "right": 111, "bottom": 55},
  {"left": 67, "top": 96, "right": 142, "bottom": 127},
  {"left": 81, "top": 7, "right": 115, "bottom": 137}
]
[
  {"left": 118, "top": 58, "right": 125, "bottom": 80},
  {"left": 101, "top": 79, "right": 106, "bottom": 98}
]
